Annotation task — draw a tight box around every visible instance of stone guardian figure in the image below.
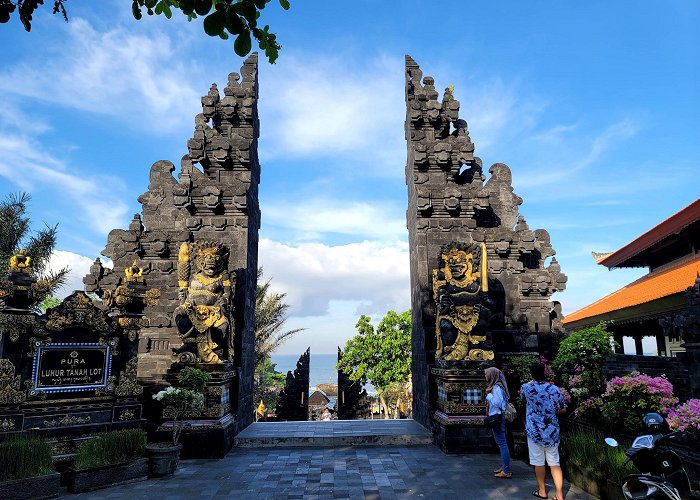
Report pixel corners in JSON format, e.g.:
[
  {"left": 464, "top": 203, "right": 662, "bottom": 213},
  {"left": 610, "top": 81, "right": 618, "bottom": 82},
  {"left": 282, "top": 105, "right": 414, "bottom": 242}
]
[
  {"left": 174, "top": 242, "right": 234, "bottom": 364},
  {"left": 433, "top": 242, "right": 494, "bottom": 361}
]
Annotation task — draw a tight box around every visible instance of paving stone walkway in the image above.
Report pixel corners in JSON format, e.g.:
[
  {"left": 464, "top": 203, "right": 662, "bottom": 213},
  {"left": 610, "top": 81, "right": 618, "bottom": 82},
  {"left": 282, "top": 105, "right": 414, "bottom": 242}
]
[{"left": 68, "top": 445, "right": 597, "bottom": 499}]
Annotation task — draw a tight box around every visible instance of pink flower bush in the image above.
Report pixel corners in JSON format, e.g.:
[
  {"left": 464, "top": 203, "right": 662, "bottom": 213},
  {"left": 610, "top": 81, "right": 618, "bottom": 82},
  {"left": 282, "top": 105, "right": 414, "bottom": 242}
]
[
  {"left": 559, "top": 387, "right": 572, "bottom": 406},
  {"left": 666, "top": 399, "right": 700, "bottom": 434},
  {"left": 575, "top": 371, "right": 678, "bottom": 432}
]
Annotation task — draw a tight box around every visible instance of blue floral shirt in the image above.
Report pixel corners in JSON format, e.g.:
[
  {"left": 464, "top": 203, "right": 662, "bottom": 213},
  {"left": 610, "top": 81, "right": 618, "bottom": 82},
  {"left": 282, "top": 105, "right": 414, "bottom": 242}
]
[{"left": 520, "top": 381, "right": 566, "bottom": 447}]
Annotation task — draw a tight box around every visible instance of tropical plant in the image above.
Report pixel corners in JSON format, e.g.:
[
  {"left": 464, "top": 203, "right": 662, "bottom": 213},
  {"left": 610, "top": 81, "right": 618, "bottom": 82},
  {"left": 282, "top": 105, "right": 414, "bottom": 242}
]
[
  {"left": 254, "top": 268, "right": 304, "bottom": 368},
  {"left": 337, "top": 310, "right": 412, "bottom": 419},
  {"left": 553, "top": 322, "right": 616, "bottom": 400},
  {"left": 0, "top": 436, "right": 54, "bottom": 481},
  {"left": 0, "top": 0, "right": 290, "bottom": 63},
  {"left": 152, "top": 366, "right": 210, "bottom": 445},
  {"left": 38, "top": 296, "right": 61, "bottom": 314},
  {"left": 0, "top": 192, "right": 68, "bottom": 297},
  {"left": 74, "top": 429, "right": 147, "bottom": 470},
  {"left": 576, "top": 371, "right": 678, "bottom": 433}
]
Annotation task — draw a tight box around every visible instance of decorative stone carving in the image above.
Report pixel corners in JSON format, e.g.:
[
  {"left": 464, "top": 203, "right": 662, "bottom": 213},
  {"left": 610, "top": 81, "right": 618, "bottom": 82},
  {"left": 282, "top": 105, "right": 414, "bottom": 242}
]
[
  {"left": 173, "top": 242, "right": 234, "bottom": 364},
  {"left": 433, "top": 243, "right": 493, "bottom": 361},
  {"left": 0, "top": 359, "right": 25, "bottom": 404}
]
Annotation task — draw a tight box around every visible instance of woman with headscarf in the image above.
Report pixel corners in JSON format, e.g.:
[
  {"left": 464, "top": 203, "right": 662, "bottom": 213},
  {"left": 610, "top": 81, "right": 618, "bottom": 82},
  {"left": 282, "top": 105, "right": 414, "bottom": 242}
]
[{"left": 485, "top": 366, "right": 512, "bottom": 478}]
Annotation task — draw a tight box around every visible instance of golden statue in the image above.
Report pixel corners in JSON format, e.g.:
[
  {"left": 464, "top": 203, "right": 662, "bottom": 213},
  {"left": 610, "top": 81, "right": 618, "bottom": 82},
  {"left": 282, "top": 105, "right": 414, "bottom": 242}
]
[
  {"left": 9, "top": 249, "right": 31, "bottom": 273},
  {"left": 174, "top": 242, "right": 234, "bottom": 364},
  {"left": 433, "top": 242, "right": 494, "bottom": 361},
  {"left": 124, "top": 260, "right": 144, "bottom": 282}
]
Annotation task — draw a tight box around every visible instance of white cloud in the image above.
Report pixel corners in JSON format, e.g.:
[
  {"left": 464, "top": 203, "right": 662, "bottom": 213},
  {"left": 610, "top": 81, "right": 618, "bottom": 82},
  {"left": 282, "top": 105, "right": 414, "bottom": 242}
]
[
  {"left": 0, "top": 17, "right": 201, "bottom": 133},
  {"left": 259, "top": 238, "right": 410, "bottom": 318},
  {"left": 263, "top": 198, "right": 407, "bottom": 242},
  {"left": 0, "top": 133, "right": 129, "bottom": 234},
  {"left": 259, "top": 54, "right": 405, "bottom": 171},
  {"left": 47, "top": 250, "right": 96, "bottom": 299}
]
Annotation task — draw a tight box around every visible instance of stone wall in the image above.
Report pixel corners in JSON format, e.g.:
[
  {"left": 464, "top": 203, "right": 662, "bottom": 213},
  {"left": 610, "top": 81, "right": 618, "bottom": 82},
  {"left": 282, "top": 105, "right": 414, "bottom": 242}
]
[
  {"left": 84, "top": 54, "right": 260, "bottom": 429},
  {"left": 404, "top": 56, "right": 567, "bottom": 428}
]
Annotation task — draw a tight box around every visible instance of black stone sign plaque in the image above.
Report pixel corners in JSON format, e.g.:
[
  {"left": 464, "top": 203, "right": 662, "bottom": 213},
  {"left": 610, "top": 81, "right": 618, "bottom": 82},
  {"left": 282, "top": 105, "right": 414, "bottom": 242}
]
[{"left": 32, "top": 344, "right": 111, "bottom": 393}]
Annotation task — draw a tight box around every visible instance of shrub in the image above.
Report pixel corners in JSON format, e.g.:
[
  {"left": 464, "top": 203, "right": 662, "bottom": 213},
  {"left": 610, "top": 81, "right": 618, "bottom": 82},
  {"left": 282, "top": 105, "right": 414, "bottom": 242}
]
[
  {"left": 0, "top": 436, "right": 54, "bottom": 481},
  {"left": 153, "top": 366, "right": 210, "bottom": 445},
  {"left": 666, "top": 399, "right": 700, "bottom": 436},
  {"left": 577, "top": 371, "right": 678, "bottom": 433},
  {"left": 553, "top": 322, "right": 616, "bottom": 400},
  {"left": 74, "top": 429, "right": 147, "bottom": 470}
]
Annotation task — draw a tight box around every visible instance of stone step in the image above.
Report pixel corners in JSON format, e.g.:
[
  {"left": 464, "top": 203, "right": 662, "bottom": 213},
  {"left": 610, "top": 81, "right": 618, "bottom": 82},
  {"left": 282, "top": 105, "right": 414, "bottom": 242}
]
[{"left": 235, "top": 419, "right": 434, "bottom": 448}]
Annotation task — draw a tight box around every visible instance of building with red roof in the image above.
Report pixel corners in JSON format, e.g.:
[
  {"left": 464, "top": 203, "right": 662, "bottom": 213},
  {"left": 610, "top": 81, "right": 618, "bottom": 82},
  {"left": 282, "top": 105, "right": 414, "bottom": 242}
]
[{"left": 564, "top": 199, "right": 700, "bottom": 356}]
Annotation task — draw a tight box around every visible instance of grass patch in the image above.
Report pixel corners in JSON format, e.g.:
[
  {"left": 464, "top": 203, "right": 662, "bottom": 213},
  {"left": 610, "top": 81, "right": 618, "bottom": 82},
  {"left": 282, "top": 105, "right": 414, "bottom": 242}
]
[
  {"left": 0, "top": 436, "right": 54, "bottom": 481},
  {"left": 74, "top": 429, "right": 146, "bottom": 470},
  {"left": 562, "top": 430, "right": 637, "bottom": 483}
]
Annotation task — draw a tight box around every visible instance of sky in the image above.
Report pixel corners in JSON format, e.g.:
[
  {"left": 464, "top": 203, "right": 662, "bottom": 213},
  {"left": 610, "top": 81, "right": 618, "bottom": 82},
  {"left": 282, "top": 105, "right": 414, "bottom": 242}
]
[{"left": 0, "top": 1, "right": 698, "bottom": 355}]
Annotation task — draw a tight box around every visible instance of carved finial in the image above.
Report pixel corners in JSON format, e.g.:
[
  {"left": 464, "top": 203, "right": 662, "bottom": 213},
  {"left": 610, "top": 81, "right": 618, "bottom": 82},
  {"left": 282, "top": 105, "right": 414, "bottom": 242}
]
[{"left": 9, "top": 249, "right": 31, "bottom": 273}]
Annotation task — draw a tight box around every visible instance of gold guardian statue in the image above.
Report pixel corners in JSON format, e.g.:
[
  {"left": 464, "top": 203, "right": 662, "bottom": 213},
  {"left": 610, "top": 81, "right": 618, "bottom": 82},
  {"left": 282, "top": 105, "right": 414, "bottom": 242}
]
[{"left": 433, "top": 242, "right": 494, "bottom": 361}]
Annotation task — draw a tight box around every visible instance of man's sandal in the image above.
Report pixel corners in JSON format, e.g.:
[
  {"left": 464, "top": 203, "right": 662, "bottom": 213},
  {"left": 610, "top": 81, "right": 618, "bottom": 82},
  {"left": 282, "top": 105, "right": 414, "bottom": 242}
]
[
  {"left": 493, "top": 467, "right": 502, "bottom": 474},
  {"left": 494, "top": 471, "right": 512, "bottom": 479},
  {"left": 531, "top": 491, "right": 547, "bottom": 499}
]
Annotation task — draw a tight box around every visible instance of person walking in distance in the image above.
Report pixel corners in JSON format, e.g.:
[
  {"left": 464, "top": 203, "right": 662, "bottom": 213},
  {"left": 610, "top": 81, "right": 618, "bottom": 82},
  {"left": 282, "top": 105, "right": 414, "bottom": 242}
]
[
  {"left": 521, "top": 362, "right": 567, "bottom": 500},
  {"left": 485, "top": 367, "right": 512, "bottom": 479}
]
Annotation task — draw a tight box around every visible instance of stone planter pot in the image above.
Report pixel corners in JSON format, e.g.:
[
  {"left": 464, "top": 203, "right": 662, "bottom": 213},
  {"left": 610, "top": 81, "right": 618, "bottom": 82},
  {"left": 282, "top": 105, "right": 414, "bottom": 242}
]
[
  {"left": 65, "top": 458, "right": 148, "bottom": 493},
  {"left": 146, "top": 443, "right": 183, "bottom": 477},
  {"left": 0, "top": 473, "right": 61, "bottom": 500}
]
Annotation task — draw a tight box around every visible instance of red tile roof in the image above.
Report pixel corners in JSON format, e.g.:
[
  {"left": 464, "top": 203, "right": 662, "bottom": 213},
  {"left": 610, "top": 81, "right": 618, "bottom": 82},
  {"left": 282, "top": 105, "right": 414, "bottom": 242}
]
[
  {"left": 564, "top": 254, "right": 700, "bottom": 324},
  {"left": 599, "top": 199, "right": 700, "bottom": 268}
]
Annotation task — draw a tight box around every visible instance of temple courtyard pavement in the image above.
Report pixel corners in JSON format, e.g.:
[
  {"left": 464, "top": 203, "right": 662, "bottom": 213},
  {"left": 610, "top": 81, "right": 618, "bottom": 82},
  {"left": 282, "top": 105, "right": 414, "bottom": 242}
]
[{"left": 66, "top": 421, "right": 596, "bottom": 499}]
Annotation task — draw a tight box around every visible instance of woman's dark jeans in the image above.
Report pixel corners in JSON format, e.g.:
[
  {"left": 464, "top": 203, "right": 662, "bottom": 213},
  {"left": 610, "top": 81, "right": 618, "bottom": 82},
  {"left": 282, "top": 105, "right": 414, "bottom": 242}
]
[{"left": 492, "top": 416, "right": 511, "bottom": 473}]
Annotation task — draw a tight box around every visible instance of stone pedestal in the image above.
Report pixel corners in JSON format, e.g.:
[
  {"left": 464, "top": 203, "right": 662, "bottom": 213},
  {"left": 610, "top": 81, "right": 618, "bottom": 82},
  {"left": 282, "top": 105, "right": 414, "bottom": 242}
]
[
  {"left": 156, "top": 362, "right": 238, "bottom": 458},
  {"left": 430, "top": 361, "right": 494, "bottom": 454}
]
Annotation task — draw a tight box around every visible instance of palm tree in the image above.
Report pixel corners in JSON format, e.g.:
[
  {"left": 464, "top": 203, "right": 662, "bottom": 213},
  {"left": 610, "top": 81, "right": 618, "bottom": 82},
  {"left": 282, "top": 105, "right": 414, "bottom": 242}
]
[
  {"left": 0, "top": 192, "right": 69, "bottom": 296},
  {"left": 254, "top": 268, "right": 305, "bottom": 367}
]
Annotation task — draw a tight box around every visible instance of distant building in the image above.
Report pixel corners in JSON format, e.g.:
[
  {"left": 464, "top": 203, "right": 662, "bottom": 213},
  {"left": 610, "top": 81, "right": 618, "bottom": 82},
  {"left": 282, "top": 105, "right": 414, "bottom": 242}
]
[
  {"left": 564, "top": 199, "right": 700, "bottom": 356},
  {"left": 308, "top": 389, "right": 333, "bottom": 420}
]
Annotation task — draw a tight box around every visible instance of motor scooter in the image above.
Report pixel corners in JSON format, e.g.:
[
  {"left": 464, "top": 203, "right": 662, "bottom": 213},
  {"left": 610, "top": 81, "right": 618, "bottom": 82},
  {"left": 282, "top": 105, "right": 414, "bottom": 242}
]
[{"left": 605, "top": 412, "right": 692, "bottom": 500}]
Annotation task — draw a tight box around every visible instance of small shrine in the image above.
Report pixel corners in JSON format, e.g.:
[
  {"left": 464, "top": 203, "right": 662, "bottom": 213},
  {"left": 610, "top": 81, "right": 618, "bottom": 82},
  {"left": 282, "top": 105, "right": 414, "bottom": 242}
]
[{"left": 0, "top": 252, "right": 157, "bottom": 460}]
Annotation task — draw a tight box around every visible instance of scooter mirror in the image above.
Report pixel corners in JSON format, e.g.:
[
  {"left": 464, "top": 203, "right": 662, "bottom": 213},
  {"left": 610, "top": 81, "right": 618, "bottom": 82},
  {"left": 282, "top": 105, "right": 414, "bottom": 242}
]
[{"left": 605, "top": 437, "right": 619, "bottom": 447}]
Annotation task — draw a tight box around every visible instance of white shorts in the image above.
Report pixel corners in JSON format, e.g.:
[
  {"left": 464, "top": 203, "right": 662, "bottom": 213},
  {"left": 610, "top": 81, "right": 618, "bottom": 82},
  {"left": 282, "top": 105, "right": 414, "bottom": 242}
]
[{"left": 527, "top": 436, "right": 560, "bottom": 466}]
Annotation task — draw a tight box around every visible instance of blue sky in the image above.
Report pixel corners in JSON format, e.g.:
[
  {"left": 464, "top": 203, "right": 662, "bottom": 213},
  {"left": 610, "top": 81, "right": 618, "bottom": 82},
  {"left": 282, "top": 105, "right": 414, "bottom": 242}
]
[{"left": 1, "top": 1, "right": 698, "bottom": 354}]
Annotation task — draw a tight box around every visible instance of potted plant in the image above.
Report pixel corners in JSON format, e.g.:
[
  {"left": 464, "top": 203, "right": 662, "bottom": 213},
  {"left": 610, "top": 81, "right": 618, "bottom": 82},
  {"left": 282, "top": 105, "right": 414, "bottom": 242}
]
[
  {"left": 65, "top": 429, "right": 148, "bottom": 493},
  {"left": 147, "top": 366, "right": 210, "bottom": 476},
  {"left": 0, "top": 436, "right": 60, "bottom": 500}
]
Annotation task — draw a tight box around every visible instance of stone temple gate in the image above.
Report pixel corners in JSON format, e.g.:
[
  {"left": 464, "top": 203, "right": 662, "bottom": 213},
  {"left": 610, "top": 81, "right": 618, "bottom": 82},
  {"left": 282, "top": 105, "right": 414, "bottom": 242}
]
[{"left": 73, "top": 54, "right": 566, "bottom": 453}]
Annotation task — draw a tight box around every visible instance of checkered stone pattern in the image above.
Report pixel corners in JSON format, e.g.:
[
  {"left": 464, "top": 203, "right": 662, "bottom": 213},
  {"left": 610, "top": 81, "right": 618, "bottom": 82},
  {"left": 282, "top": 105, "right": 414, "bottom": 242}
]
[
  {"left": 66, "top": 445, "right": 596, "bottom": 500},
  {"left": 463, "top": 388, "right": 482, "bottom": 405}
]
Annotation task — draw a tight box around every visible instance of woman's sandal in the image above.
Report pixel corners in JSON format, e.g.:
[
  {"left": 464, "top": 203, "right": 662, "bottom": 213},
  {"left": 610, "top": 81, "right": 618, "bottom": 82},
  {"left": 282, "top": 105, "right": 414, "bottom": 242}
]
[
  {"left": 531, "top": 491, "right": 547, "bottom": 499},
  {"left": 494, "top": 471, "right": 512, "bottom": 479}
]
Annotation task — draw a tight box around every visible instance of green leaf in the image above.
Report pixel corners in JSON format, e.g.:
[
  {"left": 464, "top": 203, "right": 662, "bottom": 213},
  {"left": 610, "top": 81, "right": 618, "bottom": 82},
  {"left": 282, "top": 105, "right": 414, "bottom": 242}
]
[
  {"left": 279, "top": 0, "right": 290, "bottom": 10},
  {"left": 225, "top": 9, "right": 244, "bottom": 34},
  {"left": 179, "top": 0, "right": 195, "bottom": 15},
  {"left": 132, "top": 1, "right": 143, "bottom": 20},
  {"left": 154, "top": 2, "right": 163, "bottom": 15},
  {"left": 162, "top": 2, "right": 173, "bottom": 18},
  {"left": 234, "top": 31, "right": 252, "bottom": 56},
  {"left": 194, "top": 0, "right": 211, "bottom": 16},
  {"left": 203, "top": 11, "right": 225, "bottom": 36},
  {"left": 145, "top": 0, "right": 158, "bottom": 8}
]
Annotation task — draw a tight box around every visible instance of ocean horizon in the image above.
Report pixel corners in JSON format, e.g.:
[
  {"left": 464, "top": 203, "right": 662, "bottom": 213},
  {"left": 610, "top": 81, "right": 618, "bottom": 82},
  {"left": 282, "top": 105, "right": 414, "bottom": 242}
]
[{"left": 271, "top": 353, "right": 375, "bottom": 394}]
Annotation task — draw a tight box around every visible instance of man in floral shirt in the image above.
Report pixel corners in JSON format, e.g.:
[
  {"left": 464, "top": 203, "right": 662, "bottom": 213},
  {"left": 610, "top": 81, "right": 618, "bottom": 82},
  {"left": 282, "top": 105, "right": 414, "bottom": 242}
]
[{"left": 521, "top": 362, "right": 567, "bottom": 500}]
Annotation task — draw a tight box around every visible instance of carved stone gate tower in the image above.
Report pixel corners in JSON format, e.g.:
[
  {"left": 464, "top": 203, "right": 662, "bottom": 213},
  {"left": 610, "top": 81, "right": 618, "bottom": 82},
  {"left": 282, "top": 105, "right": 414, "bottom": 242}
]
[
  {"left": 405, "top": 56, "right": 567, "bottom": 452},
  {"left": 84, "top": 54, "right": 261, "bottom": 438}
]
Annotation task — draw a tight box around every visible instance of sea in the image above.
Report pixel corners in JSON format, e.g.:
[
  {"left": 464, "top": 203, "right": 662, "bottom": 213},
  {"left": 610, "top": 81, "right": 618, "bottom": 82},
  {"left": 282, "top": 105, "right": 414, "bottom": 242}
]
[{"left": 271, "top": 353, "right": 375, "bottom": 395}]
